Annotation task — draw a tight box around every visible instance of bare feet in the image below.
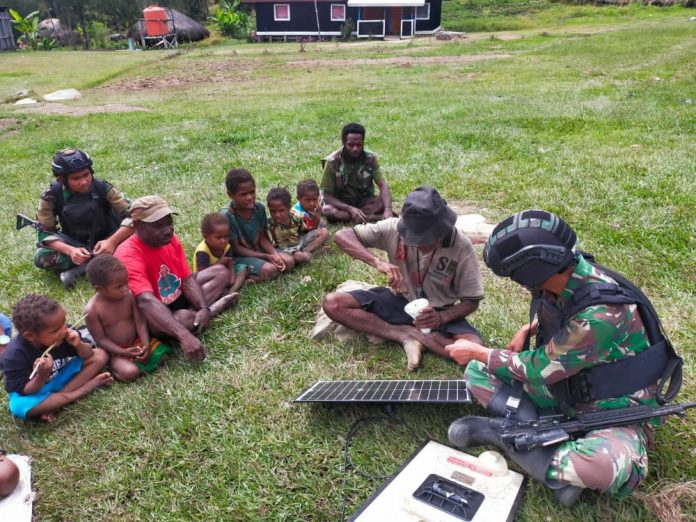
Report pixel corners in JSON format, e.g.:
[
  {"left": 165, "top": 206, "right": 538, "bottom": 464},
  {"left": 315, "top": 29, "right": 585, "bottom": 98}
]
[
  {"left": 407, "top": 328, "right": 448, "bottom": 352},
  {"left": 293, "top": 251, "right": 312, "bottom": 264},
  {"left": 40, "top": 412, "right": 56, "bottom": 423},
  {"left": 210, "top": 292, "right": 239, "bottom": 317},
  {"left": 87, "top": 372, "right": 115, "bottom": 391},
  {"left": 402, "top": 339, "right": 424, "bottom": 371}
]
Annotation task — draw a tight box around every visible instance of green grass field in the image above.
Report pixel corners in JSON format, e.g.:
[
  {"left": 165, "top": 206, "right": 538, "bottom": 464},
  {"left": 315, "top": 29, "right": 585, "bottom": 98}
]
[{"left": 0, "top": 5, "right": 694, "bottom": 521}]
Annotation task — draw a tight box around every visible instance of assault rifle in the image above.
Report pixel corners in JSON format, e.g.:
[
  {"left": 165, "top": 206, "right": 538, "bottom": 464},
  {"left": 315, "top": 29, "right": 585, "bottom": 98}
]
[
  {"left": 16, "top": 213, "right": 91, "bottom": 251},
  {"left": 497, "top": 401, "right": 696, "bottom": 451}
]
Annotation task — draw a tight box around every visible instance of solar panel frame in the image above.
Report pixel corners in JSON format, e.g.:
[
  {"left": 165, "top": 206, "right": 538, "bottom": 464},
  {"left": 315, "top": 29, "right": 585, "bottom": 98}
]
[{"left": 294, "top": 380, "right": 471, "bottom": 405}]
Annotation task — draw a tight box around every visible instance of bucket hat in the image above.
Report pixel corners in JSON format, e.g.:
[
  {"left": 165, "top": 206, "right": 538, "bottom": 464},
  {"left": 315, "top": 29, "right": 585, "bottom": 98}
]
[{"left": 397, "top": 186, "right": 457, "bottom": 246}]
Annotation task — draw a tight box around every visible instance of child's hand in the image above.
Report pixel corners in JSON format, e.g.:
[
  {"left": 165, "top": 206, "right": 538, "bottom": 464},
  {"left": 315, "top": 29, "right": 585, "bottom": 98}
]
[
  {"left": 134, "top": 344, "right": 149, "bottom": 363},
  {"left": 123, "top": 346, "right": 142, "bottom": 360},
  {"left": 65, "top": 328, "right": 82, "bottom": 347},
  {"left": 268, "top": 252, "right": 286, "bottom": 272},
  {"left": 33, "top": 353, "right": 54, "bottom": 378}
]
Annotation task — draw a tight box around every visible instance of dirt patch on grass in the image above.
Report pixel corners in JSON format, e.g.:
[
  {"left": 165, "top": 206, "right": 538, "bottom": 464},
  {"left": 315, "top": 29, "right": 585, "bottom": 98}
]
[
  {"left": 16, "top": 103, "right": 149, "bottom": 116},
  {"left": 286, "top": 53, "right": 511, "bottom": 67},
  {"left": 99, "top": 54, "right": 506, "bottom": 91},
  {"left": 0, "top": 117, "right": 21, "bottom": 139},
  {"left": 102, "top": 59, "right": 258, "bottom": 92}
]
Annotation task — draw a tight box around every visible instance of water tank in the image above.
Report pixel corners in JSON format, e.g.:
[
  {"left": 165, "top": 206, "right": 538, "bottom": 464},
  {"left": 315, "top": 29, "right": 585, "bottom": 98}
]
[{"left": 143, "top": 6, "right": 170, "bottom": 37}]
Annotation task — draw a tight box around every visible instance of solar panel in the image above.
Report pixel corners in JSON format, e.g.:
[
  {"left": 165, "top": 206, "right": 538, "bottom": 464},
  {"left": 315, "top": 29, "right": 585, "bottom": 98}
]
[{"left": 294, "top": 380, "right": 471, "bottom": 405}]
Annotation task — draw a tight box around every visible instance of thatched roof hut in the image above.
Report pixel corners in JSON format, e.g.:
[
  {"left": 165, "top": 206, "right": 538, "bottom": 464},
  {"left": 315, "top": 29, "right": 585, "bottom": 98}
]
[
  {"left": 37, "top": 18, "right": 81, "bottom": 46},
  {"left": 128, "top": 9, "right": 209, "bottom": 43}
]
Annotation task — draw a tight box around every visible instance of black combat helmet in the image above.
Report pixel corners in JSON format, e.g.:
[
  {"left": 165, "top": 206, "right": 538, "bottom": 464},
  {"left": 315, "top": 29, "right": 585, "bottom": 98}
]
[
  {"left": 51, "top": 148, "right": 93, "bottom": 177},
  {"left": 483, "top": 209, "right": 577, "bottom": 288}
]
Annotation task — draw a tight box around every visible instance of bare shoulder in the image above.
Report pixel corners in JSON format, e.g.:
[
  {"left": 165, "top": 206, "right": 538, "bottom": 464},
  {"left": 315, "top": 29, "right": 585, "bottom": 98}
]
[{"left": 85, "top": 294, "right": 100, "bottom": 314}]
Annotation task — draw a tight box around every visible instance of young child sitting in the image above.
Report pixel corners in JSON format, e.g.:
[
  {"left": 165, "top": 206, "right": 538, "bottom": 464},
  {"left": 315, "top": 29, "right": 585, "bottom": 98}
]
[
  {"left": 85, "top": 255, "right": 172, "bottom": 382},
  {"left": 292, "top": 179, "right": 327, "bottom": 233},
  {"left": 0, "top": 313, "right": 12, "bottom": 360},
  {"left": 221, "top": 168, "right": 295, "bottom": 280},
  {"left": 193, "top": 213, "right": 248, "bottom": 291},
  {"left": 1, "top": 294, "right": 112, "bottom": 422},
  {"left": 0, "top": 450, "right": 19, "bottom": 498},
  {"left": 267, "top": 187, "right": 329, "bottom": 265}
]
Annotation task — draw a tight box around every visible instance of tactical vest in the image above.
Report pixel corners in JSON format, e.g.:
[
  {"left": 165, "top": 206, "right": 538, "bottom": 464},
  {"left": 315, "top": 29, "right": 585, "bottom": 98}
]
[
  {"left": 325, "top": 149, "right": 377, "bottom": 198},
  {"left": 536, "top": 254, "right": 682, "bottom": 407},
  {"left": 50, "top": 179, "right": 122, "bottom": 249}
]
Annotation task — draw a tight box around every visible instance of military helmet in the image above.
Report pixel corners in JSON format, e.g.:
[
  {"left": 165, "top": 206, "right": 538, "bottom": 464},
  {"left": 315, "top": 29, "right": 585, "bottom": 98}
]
[
  {"left": 483, "top": 209, "right": 577, "bottom": 287},
  {"left": 51, "top": 148, "right": 93, "bottom": 177}
]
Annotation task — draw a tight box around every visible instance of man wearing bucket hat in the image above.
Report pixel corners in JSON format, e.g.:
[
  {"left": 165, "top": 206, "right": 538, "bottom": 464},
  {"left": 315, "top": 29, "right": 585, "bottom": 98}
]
[
  {"left": 322, "top": 186, "right": 483, "bottom": 370},
  {"left": 115, "top": 196, "right": 234, "bottom": 362}
]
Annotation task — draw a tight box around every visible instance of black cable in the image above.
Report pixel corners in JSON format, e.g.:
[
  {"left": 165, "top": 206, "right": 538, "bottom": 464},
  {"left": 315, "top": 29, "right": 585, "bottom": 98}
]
[{"left": 339, "top": 413, "right": 418, "bottom": 522}]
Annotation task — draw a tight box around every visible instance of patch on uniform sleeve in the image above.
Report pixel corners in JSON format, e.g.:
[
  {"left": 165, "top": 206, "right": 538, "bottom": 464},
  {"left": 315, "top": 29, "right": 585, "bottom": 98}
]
[{"left": 40, "top": 188, "right": 55, "bottom": 202}]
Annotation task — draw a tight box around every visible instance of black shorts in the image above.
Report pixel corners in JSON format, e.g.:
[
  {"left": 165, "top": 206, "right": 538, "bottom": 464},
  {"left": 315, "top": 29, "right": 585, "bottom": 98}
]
[
  {"left": 349, "top": 287, "right": 481, "bottom": 338},
  {"left": 340, "top": 195, "right": 372, "bottom": 209},
  {"left": 168, "top": 293, "right": 191, "bottom": 312}
]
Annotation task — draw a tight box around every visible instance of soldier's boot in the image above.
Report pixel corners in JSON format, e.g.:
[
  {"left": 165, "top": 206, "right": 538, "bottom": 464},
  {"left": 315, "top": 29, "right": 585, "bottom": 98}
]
[
  {"left": 485, "top": 384, "right": 539, "bottom": 422},
  {"left": 60, "top": 264, "right": 87, "bottom": 288},
  {"left": 447, "top": 416, "right": 584, "bottom": 506},
  {"left": 554, "top": 485, "right": 584, "bottom": 507},
  {"left": 449, "top": 385, "right": 585, "bottom": 507}
]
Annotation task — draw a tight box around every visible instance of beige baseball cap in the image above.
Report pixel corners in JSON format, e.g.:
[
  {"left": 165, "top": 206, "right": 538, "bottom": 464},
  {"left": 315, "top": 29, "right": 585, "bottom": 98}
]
[{"left": 129, "top": 196, "right": 178, "bottom": 223}]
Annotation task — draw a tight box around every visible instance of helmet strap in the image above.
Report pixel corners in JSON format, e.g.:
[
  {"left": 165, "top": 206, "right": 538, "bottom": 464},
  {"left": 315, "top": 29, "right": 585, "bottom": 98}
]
[{"left": 522, "top": 292, "right": 542, "bottom": 352}]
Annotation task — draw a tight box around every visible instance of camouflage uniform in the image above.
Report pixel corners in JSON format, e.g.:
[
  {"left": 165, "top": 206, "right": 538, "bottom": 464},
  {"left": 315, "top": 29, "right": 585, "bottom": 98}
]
[
  {"left": 320, "top": 147, "right": 383, "bottom": 203},
  {"left": 466, "top": 255, "right": 657, "bottom": 496},
  {"left": 34, "top": 180, "right": 131, "bottom": 271}
]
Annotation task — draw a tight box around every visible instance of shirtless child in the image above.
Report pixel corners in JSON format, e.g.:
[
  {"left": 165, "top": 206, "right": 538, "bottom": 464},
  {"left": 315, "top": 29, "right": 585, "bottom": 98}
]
[{"left": 85, "top": 254, "right": 171, "bottom": 382}]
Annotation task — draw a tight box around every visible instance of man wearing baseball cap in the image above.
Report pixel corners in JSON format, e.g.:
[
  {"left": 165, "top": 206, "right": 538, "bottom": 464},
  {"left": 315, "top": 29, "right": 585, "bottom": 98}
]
[
  {"left": 115, "top": 196, "right": 233, "bottom": 362},
  {"left": 322, "top": 186, "right": 483, "bottom": 370}
]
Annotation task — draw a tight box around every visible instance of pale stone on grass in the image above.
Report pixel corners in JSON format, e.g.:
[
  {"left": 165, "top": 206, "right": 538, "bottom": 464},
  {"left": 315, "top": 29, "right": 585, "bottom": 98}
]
[
  {"left": 310, "top": 280, "right": 382, "bottom": 344},
  {"left": 4, "top": 89, "right": 35, "bottom": 104},
  {"left": 43, "top": 88, "right": 81, "bottom": 101},
  {"left": 455, "top": 213, "right": 495, "bottom": 245}
]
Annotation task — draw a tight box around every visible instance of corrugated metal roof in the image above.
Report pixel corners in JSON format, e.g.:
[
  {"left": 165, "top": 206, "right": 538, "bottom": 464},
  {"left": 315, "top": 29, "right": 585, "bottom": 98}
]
[{"left": 348, "top": 0, "right": 424, "bottom": 5}]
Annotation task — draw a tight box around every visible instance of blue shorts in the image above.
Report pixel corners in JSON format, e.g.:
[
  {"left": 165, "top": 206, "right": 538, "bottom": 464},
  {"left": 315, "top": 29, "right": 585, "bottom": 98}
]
[
  {"left": 234, "top": 256, "right": 270, "bottom": 276},
  {"left": 8, "top": 357, "right": 84, "bottom": 420},
  {"left": 349, "top": 287, "right": 481, "bottom": 338}
]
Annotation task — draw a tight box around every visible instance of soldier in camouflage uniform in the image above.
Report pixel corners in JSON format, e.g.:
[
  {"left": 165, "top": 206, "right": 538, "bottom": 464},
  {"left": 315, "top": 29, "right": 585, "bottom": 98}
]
[
  {"left": 447, "top": 210, "right": 660, "bottom": 505},
  {"left": 320, "top": 123, "right": 394, "bottom": 223},
  {"left": 34, "top": 149, "right": 133, "bottom": 287}
]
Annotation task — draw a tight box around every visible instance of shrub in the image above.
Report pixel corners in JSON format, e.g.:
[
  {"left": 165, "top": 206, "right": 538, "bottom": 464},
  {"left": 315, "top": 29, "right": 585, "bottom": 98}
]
[
  {"left": 9, "top": 8, "right": 39, "bottom": 50},
  {"left": 340, "top": 18, "right": 355, "bottom": 41},
  {"left": 211, "top": 0, "right": 252, "bottom": 39}
]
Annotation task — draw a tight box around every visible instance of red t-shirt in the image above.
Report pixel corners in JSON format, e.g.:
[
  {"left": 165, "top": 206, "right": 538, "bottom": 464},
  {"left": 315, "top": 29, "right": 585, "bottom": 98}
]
[{"left": 115, "top": 234, "right": 192, "bottom": 305}]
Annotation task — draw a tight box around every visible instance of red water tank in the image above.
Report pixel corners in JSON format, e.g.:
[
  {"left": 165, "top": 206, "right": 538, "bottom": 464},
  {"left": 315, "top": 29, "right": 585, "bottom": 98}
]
[{"left": 143, "top": 6, "right": 170, "bottom": 37}]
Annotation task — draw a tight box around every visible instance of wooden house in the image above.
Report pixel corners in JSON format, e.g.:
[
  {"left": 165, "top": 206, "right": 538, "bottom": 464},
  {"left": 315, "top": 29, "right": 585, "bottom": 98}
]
[
  {"left": 242, "top": 0, "right": 441, "bottom": 40},
  {"left": 1, "top": 6, "right": 16, "bottom": 50}
]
